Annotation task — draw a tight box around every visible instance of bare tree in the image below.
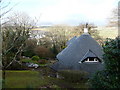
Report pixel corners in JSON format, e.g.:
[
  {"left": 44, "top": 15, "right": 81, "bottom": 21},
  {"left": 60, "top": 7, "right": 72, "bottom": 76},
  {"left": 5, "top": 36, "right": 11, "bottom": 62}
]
[
  {"left": 73, "top": 23, "right": 103, "bottom": 45},
  {"left": 2, "top": 12, "right": 37, "bottom": 70},
  {"left": 45, "top": 25, "right": 73, "bottom": 55},
  {"left": 0, "top": 0, "right": 12, "bottom": 70},
  {"left": 38, "top": 24, "right": 103, "bottom": 57},
  {"left": 0, "top": 0, "right": 18, "bottom": 88},
  {"left": 107, "top": 8, "right": 118, "bottom": 27},
  {"left": 0, "top": 0, "right": 11, "bottom": 18},
  {"left": 0, "top": 0, "right": 19, "bottom": 25},
  {"left": 73, "top": 23, "right": 96, "bottom": 35},
  {"left": 0, "top": 0, "right": 19, "bottom": 69}
]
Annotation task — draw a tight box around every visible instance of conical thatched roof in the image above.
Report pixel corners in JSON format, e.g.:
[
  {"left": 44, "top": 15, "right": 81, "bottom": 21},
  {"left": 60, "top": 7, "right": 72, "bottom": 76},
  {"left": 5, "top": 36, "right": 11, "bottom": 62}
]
[
  {"left": 66, "top": 36, "right": 77, "bottom": 46},
  {"left": 51, "top": 33, "right": 104, "bottom": 75}
]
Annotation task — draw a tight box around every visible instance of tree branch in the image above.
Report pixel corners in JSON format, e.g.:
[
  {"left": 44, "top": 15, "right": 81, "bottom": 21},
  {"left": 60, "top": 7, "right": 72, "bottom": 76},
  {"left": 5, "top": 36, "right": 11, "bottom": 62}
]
[{"left": 5, "top": 43, "right": 24, "bottom": 69}]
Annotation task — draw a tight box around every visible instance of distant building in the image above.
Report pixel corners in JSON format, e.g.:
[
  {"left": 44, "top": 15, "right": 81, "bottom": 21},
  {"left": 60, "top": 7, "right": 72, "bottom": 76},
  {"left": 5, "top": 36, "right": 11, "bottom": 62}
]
[
  {"left": 29, "top": 29, "right": 50, "bottom": 45},
  {"left": 29, "top": 30, "right": 48, "bottom": 39},
  {"left": 51, "top": 27, "right": 104, "bottom": 77}
]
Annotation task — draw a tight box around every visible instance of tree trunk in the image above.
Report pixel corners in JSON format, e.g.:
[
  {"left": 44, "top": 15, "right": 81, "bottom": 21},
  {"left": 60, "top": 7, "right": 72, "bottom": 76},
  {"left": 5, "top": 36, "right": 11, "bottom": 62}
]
[{"left": 2, "top": 67, "right": 5, "bottom": 89}]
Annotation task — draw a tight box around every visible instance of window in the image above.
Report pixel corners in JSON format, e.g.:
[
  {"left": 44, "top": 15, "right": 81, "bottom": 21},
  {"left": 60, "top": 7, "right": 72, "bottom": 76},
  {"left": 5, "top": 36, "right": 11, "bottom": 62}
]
[{"left": 84, "top": 57, "right": 99, "bottom": 62}]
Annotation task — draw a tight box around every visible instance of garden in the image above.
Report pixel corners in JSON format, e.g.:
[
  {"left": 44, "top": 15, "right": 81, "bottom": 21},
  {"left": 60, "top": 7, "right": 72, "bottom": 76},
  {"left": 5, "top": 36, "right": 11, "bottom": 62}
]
[
  {"left": 2, "top": 36, "right": 120, "bottom": 89},
  {"left": 1, "top": 4, "right": 120, "bottom": 88}
]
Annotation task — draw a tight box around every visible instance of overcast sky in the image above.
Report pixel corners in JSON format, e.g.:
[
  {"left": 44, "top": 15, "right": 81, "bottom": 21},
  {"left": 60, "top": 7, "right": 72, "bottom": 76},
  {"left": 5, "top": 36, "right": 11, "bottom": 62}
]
[{"left": 3, "top": 0, "right": 119, "bottom": 26}]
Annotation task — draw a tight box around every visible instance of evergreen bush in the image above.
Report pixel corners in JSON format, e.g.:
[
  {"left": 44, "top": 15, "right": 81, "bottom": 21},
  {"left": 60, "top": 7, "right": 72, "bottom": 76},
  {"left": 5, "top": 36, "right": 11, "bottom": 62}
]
[
  {"left": 58, "top": 70, "right": 88, "bottom": 83},
  {"left": 90, "top": 37, "right": 120, "bottom": 88}
]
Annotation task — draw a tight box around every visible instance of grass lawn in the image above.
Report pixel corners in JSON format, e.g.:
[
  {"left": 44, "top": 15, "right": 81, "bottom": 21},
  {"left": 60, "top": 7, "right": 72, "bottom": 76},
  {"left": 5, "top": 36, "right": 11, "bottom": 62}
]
[
  {"left": 4, "top": 70, "right": 50, "bottom": 88},
  {"left": 4, "top": 70, "right": 89, "bottom": 88}
]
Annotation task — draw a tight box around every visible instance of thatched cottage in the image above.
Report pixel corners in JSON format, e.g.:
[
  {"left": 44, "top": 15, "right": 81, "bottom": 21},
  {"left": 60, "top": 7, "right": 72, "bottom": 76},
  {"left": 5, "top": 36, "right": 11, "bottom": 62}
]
[{"left": 51, "top": 27, "right": 104, "bottom": 76}]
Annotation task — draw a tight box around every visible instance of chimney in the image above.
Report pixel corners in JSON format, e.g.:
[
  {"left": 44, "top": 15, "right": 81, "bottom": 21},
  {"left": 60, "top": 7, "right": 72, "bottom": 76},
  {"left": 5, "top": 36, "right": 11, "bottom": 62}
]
[
  {"left": 84, "top": 28, "right": 88, "bottom": 33},
  {"left": 84, "top": 23, "right": 88, "bottom": 34}
]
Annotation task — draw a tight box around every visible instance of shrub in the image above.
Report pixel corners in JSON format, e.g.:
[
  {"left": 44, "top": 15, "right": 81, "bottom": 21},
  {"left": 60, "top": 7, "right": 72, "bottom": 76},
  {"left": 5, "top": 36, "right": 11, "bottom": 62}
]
[
  {"left": 58, "top": 70, "right": 88, "bottom": 83},
  {"left": 22, "top": 39, "right": 37, "bottom": 57},
  {"left": 38, "top": 59, "right": 48, "bottom": 64},
  {"left": 34, "top": 46, "right": 54, "bottom": 59},
  {"left": 31, "top": 56, "right": 40, "bottom": 61},
  {"left": 21, "top": 59, "right": 38, "bottom": 64},
  {"left": 90, "top": 37, "right": 120, "bottom": 88},
  {"left": 89, "top": 70, "right": 109, "bottom": 88},
  {"left": 22, "top": 51, "right": 35, "bottom": 58},
  {"left": 90, "top": 70, "right": 120, "bottom": 88}
]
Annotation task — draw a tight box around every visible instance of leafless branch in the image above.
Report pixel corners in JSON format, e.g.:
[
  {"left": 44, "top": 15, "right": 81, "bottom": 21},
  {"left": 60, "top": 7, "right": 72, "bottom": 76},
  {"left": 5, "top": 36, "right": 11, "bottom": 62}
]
[
  {"left": 0, "top": 1, "right": 20, "bottom": 18},
  {"left": 5, "top": 43, "right": 24, "bottom": 69},
  {"left": 0, "top": 2, "right": 10, "bottom": 10}
]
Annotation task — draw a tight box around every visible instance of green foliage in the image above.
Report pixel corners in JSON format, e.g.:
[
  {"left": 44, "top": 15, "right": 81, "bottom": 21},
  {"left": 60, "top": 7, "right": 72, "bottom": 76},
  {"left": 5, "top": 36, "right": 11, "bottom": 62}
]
[
  {"left": 58, "top": 70, "right": 88, "bottom": 83},
  {"left": 21, "top": 59, "right": 38, "bottom": 64},
  {"left": 4, "top": 71, "right": 49, "bottom": 88},
  {"left": 22, "top": 51, "right": 35, "bottom": 58},
  {"left": 103, "top": 38, "right": 120, "bottom": 73},
  {"left": 4, "top": 70, "right": 89, "bottom": 88},
  {"left": 90, "top": 70, "right": 110, "bottom": 88},
  {"left": 50, "top": 44, "right": 59, "bottom": 58},
  {"left": 31, "top": 56, "right": 40, "bottom": 61},
  {"left": 22, "top": 39, "right": 37, "bottom": 57},
  {"left": 90, "top": 37, "right": 120, "bottom": 88},
  {"left": 90, "top": 70, "right": 120, "bottom": 88}
]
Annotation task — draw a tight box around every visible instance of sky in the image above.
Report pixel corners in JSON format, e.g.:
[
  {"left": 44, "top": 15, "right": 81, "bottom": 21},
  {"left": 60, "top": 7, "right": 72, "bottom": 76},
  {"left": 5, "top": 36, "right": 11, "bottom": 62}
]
[{"left": 2, "top": 0, "right": 119, "bottom": 26}]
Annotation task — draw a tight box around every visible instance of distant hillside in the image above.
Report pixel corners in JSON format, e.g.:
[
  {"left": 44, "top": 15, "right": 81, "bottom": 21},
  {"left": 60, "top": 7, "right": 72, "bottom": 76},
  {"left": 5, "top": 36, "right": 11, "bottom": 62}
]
[
  {"left": 31, "top": 26, "right": 118, "bottom": 39},
  {"left": 32, "top": 27, "right": 50, "bottom": 31},
  {"left": 97, "top": 27, "right": 118, "bottom": 39}
]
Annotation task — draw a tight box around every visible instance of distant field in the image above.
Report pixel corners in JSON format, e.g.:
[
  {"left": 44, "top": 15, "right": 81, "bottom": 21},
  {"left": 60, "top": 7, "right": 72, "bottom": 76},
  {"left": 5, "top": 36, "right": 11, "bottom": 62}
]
[{"left": 98, "top": 27, "right": 118, "bottom": 39}]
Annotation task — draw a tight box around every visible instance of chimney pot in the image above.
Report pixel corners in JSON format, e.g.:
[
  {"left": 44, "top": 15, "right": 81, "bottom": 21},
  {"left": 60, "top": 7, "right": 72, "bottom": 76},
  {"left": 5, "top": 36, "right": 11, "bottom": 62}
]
[{"left": 84, "top": 28, "right": 88, "bottom": 33}]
